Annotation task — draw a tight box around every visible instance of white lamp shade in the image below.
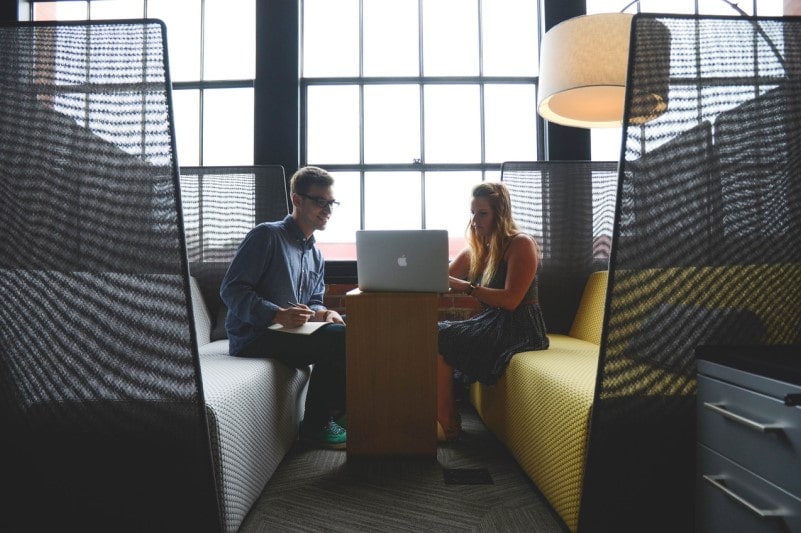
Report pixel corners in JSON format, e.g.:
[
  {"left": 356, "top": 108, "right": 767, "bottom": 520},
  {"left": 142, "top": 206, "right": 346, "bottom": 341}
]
[{"left": 538, "top": 13, "right": 668, "bottom": 128}]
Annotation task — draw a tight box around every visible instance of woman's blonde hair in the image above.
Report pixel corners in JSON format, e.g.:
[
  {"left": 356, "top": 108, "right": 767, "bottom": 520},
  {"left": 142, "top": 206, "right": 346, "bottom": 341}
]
[{"left": 467, "top": 182, "right": 519, "bottom": 286}]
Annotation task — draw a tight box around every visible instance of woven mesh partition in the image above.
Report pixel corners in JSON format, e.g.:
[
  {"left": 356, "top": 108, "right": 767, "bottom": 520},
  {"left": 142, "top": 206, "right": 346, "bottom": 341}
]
[
  {"left": 501, "top": 161, "right": 618, "bottom": 334},
  {"left": 180, "top": 165, "right": 289, "bottom": 264},
  {"left": 579, "top": 15, "right": 801, "bottom": 532},
  {"left": 0, "top": 21, "right": 221, "bottom": 531},
  {"left": 180, "top": 165, "right": 289, "bottom": 328}
]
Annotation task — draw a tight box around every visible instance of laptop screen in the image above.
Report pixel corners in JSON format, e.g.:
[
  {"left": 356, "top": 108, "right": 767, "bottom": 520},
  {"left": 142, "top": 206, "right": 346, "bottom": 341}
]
[{"left": 355, "top": 230, "right": 449, "bottom": 293}]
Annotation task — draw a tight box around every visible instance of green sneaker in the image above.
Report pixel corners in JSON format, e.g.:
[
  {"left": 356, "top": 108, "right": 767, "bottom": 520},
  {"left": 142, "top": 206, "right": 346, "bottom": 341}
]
[{"left": 301, "top": 417, "right": 347, "bottom": 449}]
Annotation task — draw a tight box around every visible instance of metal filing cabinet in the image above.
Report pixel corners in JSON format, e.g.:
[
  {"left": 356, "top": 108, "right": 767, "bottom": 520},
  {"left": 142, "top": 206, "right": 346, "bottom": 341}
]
[{"left": 696, "top": 347, "right": 801, "bottom": 533}]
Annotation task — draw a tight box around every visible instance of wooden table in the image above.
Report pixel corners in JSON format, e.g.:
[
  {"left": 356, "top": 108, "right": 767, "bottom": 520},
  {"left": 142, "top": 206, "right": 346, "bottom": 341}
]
[{"left": 345, "top": 289, "right": 438, "bottom": 457}]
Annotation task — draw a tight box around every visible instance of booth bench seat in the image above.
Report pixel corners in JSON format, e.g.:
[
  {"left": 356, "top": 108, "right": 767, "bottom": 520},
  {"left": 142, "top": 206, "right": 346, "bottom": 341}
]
[
  {"left": 190, "top": 276, "right": 310, "bottom": 533},
  {"left": 470, "top": 271, "right": 607, "bottom": 533}
]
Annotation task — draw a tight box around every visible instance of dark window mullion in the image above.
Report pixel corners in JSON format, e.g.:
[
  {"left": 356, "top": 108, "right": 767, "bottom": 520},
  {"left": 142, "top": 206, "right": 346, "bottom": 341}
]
[
  {"left": 477, "top": 0, "right": 486, "bottom": 178},
  {"left": 535, "top": 0, "right": 545, "bottom": 161},
  {"left": 299, "top": 0, "right": 307, "bottom": 167},
  {"left": 199, "top": 0, "right": 206, "bottom": 166},
  {"left": 359, "top": 82, "right": 366, "bottom": 224},
  {"left": 303, "top": 76, "right": 535, "bottom": 86},
  {"left": 173, "top": 80, "right": 254, "bottom": 90},
  {"left": 319, "top": 163, "right": 488, "bottom": 171},
  {"left": 359, "top": 0, "right": 366, "bottom": 230},
  {"left": 418, "top": 0, "right": 426, "bottom": 228}
]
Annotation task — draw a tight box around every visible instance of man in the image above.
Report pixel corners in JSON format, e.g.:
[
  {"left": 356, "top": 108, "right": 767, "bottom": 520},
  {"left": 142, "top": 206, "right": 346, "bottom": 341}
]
[{"left": 220, "top": 166, "right": 347, "bottom": 448}]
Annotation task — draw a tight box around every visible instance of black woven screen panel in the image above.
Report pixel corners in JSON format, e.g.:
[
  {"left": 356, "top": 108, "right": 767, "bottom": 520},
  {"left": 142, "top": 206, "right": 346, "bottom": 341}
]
[
  {"left": 180, "top": 165, "right": 289, "bottom": 264},
  {"left": 0, "top": 21, "right": 221, "bottom": 532},
  {"left": 180, "top": 164, "right": 289, "bottom": 329},
  {"left": 579, "top": 15, "right": 801, "bottom": 532},
  {"left": 501, "top": 161, "right": 618, "bottom": 334}
]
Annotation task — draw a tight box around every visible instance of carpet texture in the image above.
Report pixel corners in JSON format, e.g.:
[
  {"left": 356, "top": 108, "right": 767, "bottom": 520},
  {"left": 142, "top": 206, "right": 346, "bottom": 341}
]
[{"left": 238, "top": 401, "right": 568, "bottom": 532}]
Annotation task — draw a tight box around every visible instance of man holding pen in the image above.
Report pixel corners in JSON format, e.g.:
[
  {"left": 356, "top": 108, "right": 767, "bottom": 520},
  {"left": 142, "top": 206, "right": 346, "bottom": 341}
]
[{"left": 220, "top": 166, "right": 347, "bottom": 449}]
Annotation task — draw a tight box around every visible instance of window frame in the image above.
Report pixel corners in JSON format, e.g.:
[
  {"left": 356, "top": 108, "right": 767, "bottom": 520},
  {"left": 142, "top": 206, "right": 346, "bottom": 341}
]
[
  {"left": 299, "top": 0, "right": 548, "bottom": 264},
  {"left": 23, "top": 0, "right": 257, "bottom": 168},
  {"left": 10, "top": 0, "right": 594, "bottom": 284}
]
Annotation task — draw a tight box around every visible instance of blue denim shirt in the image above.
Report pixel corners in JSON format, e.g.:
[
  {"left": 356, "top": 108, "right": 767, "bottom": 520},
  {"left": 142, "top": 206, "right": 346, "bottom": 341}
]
[{"left": 220, "top": 215, "right": 326, "bottom": 356}]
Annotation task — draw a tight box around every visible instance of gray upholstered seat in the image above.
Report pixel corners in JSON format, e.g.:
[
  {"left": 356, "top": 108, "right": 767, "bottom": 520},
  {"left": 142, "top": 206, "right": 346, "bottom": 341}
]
[{"left": 190, "top": 274, "right": 310, "bottom": 533}]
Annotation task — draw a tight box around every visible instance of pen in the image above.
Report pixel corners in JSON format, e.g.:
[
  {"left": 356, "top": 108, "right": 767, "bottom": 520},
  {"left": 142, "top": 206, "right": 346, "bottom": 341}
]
[{"left": 287, "top": 301, "right": 304, "bottom": 308}]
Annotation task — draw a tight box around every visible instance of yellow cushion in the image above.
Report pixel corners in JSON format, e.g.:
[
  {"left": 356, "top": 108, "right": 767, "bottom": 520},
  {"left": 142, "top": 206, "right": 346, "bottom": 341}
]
[
  {"left": 608, "top": 264, "right": 801, "bottom": 348},
  {"left": 471, "top": 335, "right": 599, "bottom": 533},
  {"left": 597, "top": 264, "right": 801, "bottom": 399},
  {"left": 568, "top": 270, "right": 608, "bottom": 345}
]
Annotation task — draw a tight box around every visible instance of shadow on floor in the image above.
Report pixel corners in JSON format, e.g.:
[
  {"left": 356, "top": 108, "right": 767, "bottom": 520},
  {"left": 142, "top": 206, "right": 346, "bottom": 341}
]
[{"left": 239, "top": 400, "right": 568, "bottom": 533}]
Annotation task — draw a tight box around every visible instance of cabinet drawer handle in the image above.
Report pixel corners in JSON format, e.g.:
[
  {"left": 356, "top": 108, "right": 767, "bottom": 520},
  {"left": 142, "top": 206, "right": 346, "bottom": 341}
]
[
  {"left": 703, "top": 475, "right": 784, "bottom": 518},
  {"left": 703, "top": 402, "right": 782, "bottom": 433}
]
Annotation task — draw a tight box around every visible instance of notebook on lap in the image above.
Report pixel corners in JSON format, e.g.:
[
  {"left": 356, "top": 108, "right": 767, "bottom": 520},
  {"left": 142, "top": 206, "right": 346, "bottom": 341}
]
[{"left": 356, "top": 229, "right": 449, "bottom": 293}]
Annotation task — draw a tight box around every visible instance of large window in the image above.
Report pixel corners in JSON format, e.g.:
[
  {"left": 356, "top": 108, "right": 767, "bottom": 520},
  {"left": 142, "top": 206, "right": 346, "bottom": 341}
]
[
  {"left": 23, "top": 0, "right": 789, "bottom": 263},
  {"left": 31, "top": 0, "right": 256, "bottom": 167},
  {"left": 28, "top": 0, "right": 543, "bottom": 261},
  {"left": 301, "top": 0, "right": 542, "bottom": 259}
]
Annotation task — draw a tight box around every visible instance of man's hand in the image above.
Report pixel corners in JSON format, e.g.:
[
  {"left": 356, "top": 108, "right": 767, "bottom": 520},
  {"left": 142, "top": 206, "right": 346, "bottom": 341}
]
[
  {"left": 275, "top": 303, "right": 314, "bottom": 328},
  {"left": 323, "top": 309, "right": 345, "bottom": 324}
]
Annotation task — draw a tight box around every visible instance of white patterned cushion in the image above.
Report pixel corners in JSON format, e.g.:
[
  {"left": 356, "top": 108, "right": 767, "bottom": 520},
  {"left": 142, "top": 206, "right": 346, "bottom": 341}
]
[
  {"left": 189, "top": 276, "right": 212, "bottom": 346},
  {"left": 199, "top": 351, "right": 310, "bottom": 533},
  {"left": 199, "top": 339, "right": 229, "bottom": 358},
  {"left": 191, "top": 276, "right": 311, "bottom": 532}
]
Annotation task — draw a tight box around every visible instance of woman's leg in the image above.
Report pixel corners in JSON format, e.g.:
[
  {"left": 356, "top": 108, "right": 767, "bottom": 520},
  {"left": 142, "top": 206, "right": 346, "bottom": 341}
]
[{"left": 437, "top": 354, "right": 460, "bottom": 440}]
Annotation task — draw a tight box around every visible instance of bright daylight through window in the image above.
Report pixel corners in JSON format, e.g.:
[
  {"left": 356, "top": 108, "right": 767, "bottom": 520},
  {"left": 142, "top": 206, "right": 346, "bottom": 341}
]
[
  {"left": 33, "top": 0, "right": 255, "bottom": 169},
  {"left": 302, "top": 0, "right": 539, "bottom": 259},
  {"left": 28, "top": 0, "right": 787, "bottom": 261}
]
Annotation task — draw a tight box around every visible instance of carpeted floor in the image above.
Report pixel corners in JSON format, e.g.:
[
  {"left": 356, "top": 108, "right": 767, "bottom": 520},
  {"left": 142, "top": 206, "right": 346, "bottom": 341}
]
[{"left": 238, "top": 400, "right": 568, "bottom": 532}]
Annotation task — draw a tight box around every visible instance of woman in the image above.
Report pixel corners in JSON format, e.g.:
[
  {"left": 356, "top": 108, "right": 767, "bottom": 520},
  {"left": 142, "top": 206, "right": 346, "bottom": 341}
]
[{"left": 438, "top": 182, "right": 549, "bottom": 440}]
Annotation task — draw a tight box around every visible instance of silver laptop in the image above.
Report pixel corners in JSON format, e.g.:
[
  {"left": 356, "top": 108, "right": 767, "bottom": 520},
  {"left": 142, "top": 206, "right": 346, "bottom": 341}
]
[{"left": 356, "top": 229, "right": 449, "bottom": 292}]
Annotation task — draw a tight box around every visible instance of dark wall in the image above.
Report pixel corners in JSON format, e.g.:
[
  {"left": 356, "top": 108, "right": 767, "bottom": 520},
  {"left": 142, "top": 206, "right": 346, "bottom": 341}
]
[{"left": 0, "top": 2, "right": 20, "bottom": 23}]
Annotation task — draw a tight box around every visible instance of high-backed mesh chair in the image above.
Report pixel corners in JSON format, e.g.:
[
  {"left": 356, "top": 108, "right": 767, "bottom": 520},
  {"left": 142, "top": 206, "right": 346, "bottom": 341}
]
[
  {"left": 180, "top": 165, "right": 289, "bottom": 335},
  {"left": 501, "top": 161, "right": 618, "bottom": 334},
  {"left": 0, "top": 21, "right": 220, "bottom": 531},
  {"left": 580, "top": 15, "right": 801, "bottom": 532}
]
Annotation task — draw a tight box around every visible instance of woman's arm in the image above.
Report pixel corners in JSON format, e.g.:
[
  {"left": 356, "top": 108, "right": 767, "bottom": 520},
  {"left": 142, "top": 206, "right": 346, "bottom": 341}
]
[
  {"left": 470, "top": 234, "right": 538, "bottom": 311},
  {"left": 448, "top": 248, "right": 472, "bottom": 292}
]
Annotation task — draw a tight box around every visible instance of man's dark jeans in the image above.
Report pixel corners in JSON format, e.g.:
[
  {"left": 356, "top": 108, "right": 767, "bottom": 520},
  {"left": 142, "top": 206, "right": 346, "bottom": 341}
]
[{"left": 237, "top": 323, "right": 346, "bottom": 427}]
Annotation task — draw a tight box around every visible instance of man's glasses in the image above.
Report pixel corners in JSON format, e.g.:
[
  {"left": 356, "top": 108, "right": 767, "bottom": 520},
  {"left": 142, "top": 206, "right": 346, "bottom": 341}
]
[{"left": 298, "top": 193, "right": 340, "bottom": 210}]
